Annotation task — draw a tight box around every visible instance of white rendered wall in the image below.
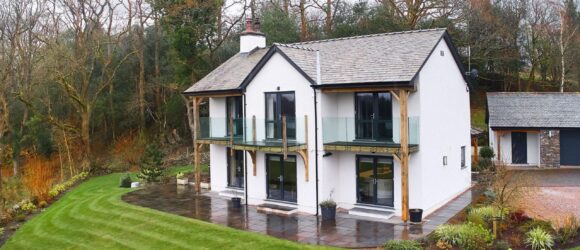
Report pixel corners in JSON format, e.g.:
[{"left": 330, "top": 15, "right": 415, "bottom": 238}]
[
  {"left": 208, "top": 97, "right": 229, "bottom": 192},
  {"left": 415, "top": 39, "right": 472, "bottom": 216},
  {"left": 243, "top": 52, "right": 317, "bottom": 213},
  {"left": 527, "top": 133, "right": 540, "bottom": 165}
]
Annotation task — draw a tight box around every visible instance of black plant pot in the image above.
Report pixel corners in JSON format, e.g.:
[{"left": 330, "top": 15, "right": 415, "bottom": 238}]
[
  {"left": 231, "top": 197, "right": 242, "bottom": 208},
  {"left": 409, "top": 208, "right": 423, "bottom": 223},
  {"left": 320, "top": 206, "right": 336, "bottom": 220}
]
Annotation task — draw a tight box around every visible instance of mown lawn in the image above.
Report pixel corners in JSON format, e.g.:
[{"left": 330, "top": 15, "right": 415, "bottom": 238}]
[{"left": 2, "top": 171, "right": 329, "bottom": 249}]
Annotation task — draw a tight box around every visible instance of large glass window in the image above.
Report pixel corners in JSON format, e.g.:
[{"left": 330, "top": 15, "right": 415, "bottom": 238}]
[
  {"left": 227, "top": 149, "right": 244, "bottom": 188},
  {"left": 355, "top": 92, "right": 393, "bottom": 141},
  {"left": 356, "top": 155, "right": 394, "bottom": 207},
  {"left": 265, "top": 92, "right": 295, "bottom": 140},
  {"left": 226, "top": 96, "right": 243, "bottom": 137}
]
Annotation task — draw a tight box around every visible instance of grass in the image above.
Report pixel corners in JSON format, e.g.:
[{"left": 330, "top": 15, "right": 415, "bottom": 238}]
[
  {"left": 2, "top": 170, "right": 328, "bottom": 249},
  {"left": 471, "top": 108, "right": 486, "bottom": 131}
]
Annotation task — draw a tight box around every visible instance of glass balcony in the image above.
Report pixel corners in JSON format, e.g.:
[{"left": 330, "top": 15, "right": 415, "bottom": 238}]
[
  {"left": 322, "top": 117, "right": 419, "bottom": 152},
  {"left": 198, "top": 117, "right": 307, "bottom": 149}
]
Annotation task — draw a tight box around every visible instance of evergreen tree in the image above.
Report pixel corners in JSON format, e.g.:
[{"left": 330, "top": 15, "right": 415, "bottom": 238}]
[{"left": 138, "top": 144, "right": 165, "bottom": 183}]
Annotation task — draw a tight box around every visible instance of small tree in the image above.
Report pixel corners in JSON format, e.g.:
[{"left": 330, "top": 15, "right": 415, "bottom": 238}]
[{"left": 137, "top": 144, "right": 165, "bottom": 183}]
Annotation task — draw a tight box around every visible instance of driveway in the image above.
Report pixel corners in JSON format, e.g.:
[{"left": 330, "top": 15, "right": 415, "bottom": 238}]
[{"left": 514, "top": 169, "right": 580, "bottom": 223}]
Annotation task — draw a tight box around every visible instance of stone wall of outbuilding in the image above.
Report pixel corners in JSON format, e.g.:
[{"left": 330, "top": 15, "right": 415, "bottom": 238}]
[{"left": 540, "top": 130, "right": 560, "bottom": 168}]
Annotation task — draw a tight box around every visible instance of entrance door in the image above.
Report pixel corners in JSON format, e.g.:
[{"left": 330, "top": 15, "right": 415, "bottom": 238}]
[
  {"left": 511, "top": 132, "right": 527, "bottom": 164},
  {"left": 267, "top": 155, "right": 297, "bottom": 202},
  {"left": 355, "top": 92, "right": 393, "bottom": 141},
  {"left": 357, "top": 156, "right": 394, "bottom": 207},
  {"left": 227, "top": 149, "right": 244, "bottom": 188}
]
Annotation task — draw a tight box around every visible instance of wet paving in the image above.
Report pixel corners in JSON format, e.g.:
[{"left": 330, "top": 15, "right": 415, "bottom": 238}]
[{"left": 122, "top": 184, "right": 475, "bottom": 248}]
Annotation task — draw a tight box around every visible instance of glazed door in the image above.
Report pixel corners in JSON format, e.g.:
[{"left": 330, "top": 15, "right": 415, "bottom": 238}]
[
  {"left": 227, "top": 149, "right": 244, "bottom": 188},
  {"left": 355, "top": 92, "right": 393, "bottom": 141},
  {"left": 357, "top": 156, "right": 394, "bottom": 206},
  {"left": 511, "top": 132, "right": 527, "bottom": 164},
  {"left": 267, "top": 155, "right": 297, "bottom": 202}
]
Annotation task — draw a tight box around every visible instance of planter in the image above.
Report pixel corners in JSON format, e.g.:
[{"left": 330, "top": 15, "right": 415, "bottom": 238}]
[
  {"left": 176, "top": 178, "right": 189, "bottom": 185},
  {"left": 320, "top": 206, "right": 336, "bottom": 220},
  {"left": 231, "top": 197, "right": 242, "bottom": 208},
  {"left": 409, "top": 208, "right": 423, "bottom": 223}
]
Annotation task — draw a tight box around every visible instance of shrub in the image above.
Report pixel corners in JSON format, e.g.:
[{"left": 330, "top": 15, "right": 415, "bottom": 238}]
[
  {"left": 525, "top": 227, "right": 554, "bottom": 250},
  {"left": 23, "top": 157, "right": 57, "bottom": 202},
  {"left": 467, "top": 206, "right": 508, "bottom": 228},
  {"left": 38, "top": 201, "right": 48, "bottom": 208},
  {"left": 14, "top": 213, "right": 26, "bottom": 222},
  {"left": 0, "top": 227, "right": 4, "bottom": 235},
  {"left": 137, "top": 144, "right": 165, "bottom": 183},
  {"left": 119, "top": 174, "right": 132, "bottom": 188},
  {"left": 176, "top": 172, "right": 185, "bottom": 179},
  {"left": 319, "top": 199, "right": 337, "bottom": 208},
  {"left": 384, "top": 239, "right": 422, "bottom": 250},
  {"left": 493, "top": 240, "right": 510, "bottom": 250},
  {"left": 433, "top": 223, "right": 494, "bottom": 250},
  {"left": 20, "top": 201, "right": 37, "bottom": 214},
  {"left": 519, "top": 219, "right": 554, "bottom": 234},
  {"left": 479, "top": 146, "right": 495, "bottom": 159},
  {"left": 556, "top": 214, "right": 579, "bottom": 244}
]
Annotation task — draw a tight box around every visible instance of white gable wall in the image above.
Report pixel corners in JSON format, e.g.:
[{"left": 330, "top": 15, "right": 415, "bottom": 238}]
[
  {"left": 244, "top": 52, "right": 318, "bottom": 213},
  {"left": 416, "top": 39, "right": 471, "bottom": 215}
]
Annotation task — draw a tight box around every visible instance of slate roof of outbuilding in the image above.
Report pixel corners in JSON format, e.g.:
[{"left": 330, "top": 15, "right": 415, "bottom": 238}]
[
  {"left": 184, "top": 28, "right": 455, "bottom": 94},
  {"left": 487, "top": 92, "right": 580, "bottom": 128}
]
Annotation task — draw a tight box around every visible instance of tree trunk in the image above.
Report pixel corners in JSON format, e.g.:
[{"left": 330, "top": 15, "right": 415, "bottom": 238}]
[
  {"left": 325, "top": 0, "right": 332, "bottom": 35},
  {"left": 81, "top": 107, "right": 92, "bottom": 168},
  {"left": 300, "top": 0, "right": 308, "bottom": 41},
  {"left": 560, "top": 17, "right": 565, "bottom": 93}
]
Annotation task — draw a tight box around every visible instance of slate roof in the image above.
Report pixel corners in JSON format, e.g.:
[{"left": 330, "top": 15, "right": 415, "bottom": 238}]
[
  {"left": 184, "top": 48, "right": 268, "bottom": 93},
  {"left": 487, "top": 92, "right": 580, "bottom": 128},
  {"left": 185, "top": 28, "right": 459, "bottom": 94}
]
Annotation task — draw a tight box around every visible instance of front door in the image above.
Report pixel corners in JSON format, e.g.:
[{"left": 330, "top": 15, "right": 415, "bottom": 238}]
[
  {"left": 511, "top": 132, "right": 527, "bottom": 164},
  {"left": 266, "top": 155, "right": 297, "bottom": 202},
  {"left": 357, "top": 156, "right": 394, "bottom": 206},
  {"left": 355, "top": 92, "right": 393, "bottom": 141}
]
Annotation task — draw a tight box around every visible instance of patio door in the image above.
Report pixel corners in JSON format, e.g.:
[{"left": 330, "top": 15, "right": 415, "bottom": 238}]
[
  {"left": 266, "top": 154, "right": 297, "bottom": 202},
  {"left": 227, "top": 149, "right": 244, "bottom": 188},
  {"left": 355, "top": 92, "right": 393, "bottom": 141},
  {"left": 357, "top": 156, "right": 394, "bottom": 207},
  {"left": 265, "top": 92, "right": 296, "bottom": 140}
]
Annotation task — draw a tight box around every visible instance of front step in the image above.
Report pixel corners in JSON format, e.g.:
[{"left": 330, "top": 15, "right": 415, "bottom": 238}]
[
  {"left": 219, "top": 189, "right": 244, "bottom": 198},
  {"left": 257, "top": 203, "right": 298, "bottom": 216},
  {"left": 349, "top": 207, "right": 395, "bottom": 220}
]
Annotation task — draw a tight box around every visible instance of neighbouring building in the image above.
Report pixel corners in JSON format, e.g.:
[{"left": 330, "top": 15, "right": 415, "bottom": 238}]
[
  {"left": 184, "top": 18, "right": 472, "bottom": 221},
  {"left": 487, "top": 92, "right": 580, "bottom": 167}
]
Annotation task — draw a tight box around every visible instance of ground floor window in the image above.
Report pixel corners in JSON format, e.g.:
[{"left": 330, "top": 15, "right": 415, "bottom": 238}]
[
  {"left": 266, "top": 154, "right": 297, "bottom": 202},
  {"left": 356, "top": 155, "right": 394, "bottom": 207},
  {"left": 227, "top": 149, "right": 244, "bottom": 188}
]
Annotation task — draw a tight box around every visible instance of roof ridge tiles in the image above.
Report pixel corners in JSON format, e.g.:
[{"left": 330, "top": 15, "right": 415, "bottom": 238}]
[
  {"left": 273, "top": 43, "right": 317, "bottom": 51},
  {"left": 289, "top": 28, "right": 446, "bottom": 45}
]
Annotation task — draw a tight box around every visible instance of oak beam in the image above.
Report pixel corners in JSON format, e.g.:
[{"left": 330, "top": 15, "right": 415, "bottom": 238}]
[
  {"left": 399, "top": 89, "right": 410, "bottom": 223},
  {"left": 248, "top": 150, "right": 257, "bottom": 176},
  {"left": 297, "top": 149, "right": 309, "bottom": 182},
  {"left": 193, "top": 96, "right": 202, "bottom": 193}
]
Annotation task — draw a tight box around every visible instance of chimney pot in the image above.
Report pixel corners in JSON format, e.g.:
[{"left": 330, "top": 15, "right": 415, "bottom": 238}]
[
  {"left": 253, "top": 18, "right": 261, "bottom": 33},
  {"left": 240, "top": 17, "right": 265, "bottom": 53},
  {"left": 245, "top": 18, "right": 253, "bottom": 32}
]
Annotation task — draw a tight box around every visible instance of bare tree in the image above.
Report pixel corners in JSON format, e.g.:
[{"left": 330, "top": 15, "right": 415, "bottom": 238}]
[{"left": 554, "top": 0, "right": 578, "bottom": 92}]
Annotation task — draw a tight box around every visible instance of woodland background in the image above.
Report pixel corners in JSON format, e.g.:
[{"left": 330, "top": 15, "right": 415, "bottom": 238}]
[{"left": 0, "top": 0, "right": 578, "bottom": 208}]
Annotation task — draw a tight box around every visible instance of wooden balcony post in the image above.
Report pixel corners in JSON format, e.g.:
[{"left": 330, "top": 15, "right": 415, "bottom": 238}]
[
  {"left": 399, "top": 90, "right": 410, "bottom": 223},
  {"left": 192, "top": 96, "right": 202, "bottom": 193}
]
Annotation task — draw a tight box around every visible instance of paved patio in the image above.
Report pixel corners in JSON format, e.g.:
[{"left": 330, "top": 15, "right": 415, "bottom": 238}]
[{"left": 122, "top": 184, "right": 476, "bottom": 248}]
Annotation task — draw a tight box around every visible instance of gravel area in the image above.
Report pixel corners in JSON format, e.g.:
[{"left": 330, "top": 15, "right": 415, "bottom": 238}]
[{"left": 518, "top": 187, "right": 580, "bottom": 223}]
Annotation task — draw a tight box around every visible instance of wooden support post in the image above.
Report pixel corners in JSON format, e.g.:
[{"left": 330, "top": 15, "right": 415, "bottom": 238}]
[
  {"left": 252, "top": 115, "right": 256, "bottom": 143},
  {"left": 496, "top": 131, "right": 501, "bottom": 161},
  {"left": 193, "top": 97, "right": 202, "bottom": 193},
  {"left": 300, "top": 115, "right": 309, "bottom": 181},
  {"left": 399, "top": 90, "right": 410, "bottom": 223},
  {"left": 282, "top": 116, "right": 287, "bottom": 160},
  {"left": 248, "top": 150, "right": 257, "bottom": 176},
  {"left": 472, "top": 138, "right": 479, "bottom": 163}
]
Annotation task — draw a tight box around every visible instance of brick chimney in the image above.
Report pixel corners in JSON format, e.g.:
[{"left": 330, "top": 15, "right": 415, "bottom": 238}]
[{"left": 240, "top": 17, "right": 266, "bottom": 53}]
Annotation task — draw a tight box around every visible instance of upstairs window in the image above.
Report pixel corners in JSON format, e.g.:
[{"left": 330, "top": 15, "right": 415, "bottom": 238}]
[
  {"left": 265, "top": 92, "right": 295, "bottom": 140},
  {"left": 226, "top": 96, "right": 243, "bottom": 137}
]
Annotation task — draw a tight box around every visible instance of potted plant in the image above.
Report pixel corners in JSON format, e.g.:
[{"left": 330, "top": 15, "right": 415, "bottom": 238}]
[
  {"left": 231, "top": 195, "right": 242, "bottom": 208},
  {"left": 176, "top": 172, "right": 188, "bottom": 185},
  {"left": 320, "top": 199, "right": 337, "bottom": 220}
]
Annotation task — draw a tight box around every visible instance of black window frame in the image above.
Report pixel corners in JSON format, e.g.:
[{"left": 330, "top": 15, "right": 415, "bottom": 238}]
[
  {"left": 354, "top": 92, "right": 393, "bottom": 141},
  {"left": 226, "top": 96, "right": 243, "bottom": 137},
  {"left": 461, "top": 146, "right": 466, "bottom": 169},
  {"left": 226, "top": 148, "right": 245, "bottom": 188},
  {"left": 264, "top": 91, "right": 296, "bottom": 140}
]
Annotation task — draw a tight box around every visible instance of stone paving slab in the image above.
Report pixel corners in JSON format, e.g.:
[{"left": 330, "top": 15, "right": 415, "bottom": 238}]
[{"left": 123, "top": 184, "right": 476, "bottom": 248}]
